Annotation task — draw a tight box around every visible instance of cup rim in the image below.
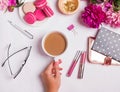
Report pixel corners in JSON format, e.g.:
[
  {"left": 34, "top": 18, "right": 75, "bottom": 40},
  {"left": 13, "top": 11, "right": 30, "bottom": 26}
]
[{"left": 42, "top": 31, "right": 68, "bottom": 57}]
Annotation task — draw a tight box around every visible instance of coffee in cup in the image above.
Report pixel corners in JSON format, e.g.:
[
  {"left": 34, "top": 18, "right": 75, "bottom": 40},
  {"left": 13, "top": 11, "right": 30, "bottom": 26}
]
[{"left": 42, "top": 31, "right": 67, "bottom": 57}]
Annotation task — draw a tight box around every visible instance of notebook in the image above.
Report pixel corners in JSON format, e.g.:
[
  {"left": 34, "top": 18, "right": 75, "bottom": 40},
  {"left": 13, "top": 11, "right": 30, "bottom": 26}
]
[{"left": 92, "top": 27, "right": 120, "bottom": 62}]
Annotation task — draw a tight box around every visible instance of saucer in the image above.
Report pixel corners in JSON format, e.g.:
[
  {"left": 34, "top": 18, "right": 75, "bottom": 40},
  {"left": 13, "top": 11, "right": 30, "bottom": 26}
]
[
  {"left": 58, "top": 0, "right": 80, "bottom": 15},
  {"left": 19, "top": 0, "right": 49, "bottom": 27}
]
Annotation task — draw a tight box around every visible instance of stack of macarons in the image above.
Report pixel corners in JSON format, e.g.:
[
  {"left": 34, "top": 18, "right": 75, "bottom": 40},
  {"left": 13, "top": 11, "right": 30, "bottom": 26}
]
[{"left": 23, "top": 0, "right": 54, "bottom": 24}]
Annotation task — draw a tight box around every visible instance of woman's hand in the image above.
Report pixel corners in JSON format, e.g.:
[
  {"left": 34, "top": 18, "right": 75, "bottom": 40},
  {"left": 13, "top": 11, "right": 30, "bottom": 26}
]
[{"left": 41, "top": 60, "right": 62, "bottom": 92}]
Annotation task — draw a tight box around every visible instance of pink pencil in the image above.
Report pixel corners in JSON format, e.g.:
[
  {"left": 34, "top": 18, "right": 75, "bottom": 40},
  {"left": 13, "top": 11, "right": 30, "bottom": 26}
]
[
  {"left": 67, "top": 51, "right": 81, "bottom": 77},
  {"left": 77, "top": 51, "right": 87, "bottom": 79}
]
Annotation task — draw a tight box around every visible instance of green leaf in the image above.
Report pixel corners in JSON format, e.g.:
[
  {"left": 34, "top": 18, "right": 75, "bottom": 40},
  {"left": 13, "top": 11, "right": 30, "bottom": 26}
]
[
  {"left": 113, "top": 7, "right": 120, "bottom": 12},
  {"left": 16, "top": 0, "right": 19, "bottom": 5},
  {"left": 113, "top": 0, "right": 120, "bottom": 11},
  {"left": 15, "top": 2, "right": 24, "bottom": 7},
  {"left": 3, "top": 8, "right": 8, "bottom": 14},
  {"left": 114, "top": 0, "right": 120, "bottom": 7},
  {"left": 90, "top": 0, "right": 97, "bottom": 4}
]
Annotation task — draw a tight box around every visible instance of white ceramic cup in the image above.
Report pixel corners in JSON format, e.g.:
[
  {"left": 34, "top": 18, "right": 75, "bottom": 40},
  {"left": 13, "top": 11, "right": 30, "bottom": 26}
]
[{"left": 42, "top": 31, "right": 68, "bottom": 58}]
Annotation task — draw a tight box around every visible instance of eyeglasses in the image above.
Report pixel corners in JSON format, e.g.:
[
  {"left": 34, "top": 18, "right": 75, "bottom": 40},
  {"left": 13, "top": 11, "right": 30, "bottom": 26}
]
[{"left": 1, "top": 44, "right": 32, "bottom": 79}]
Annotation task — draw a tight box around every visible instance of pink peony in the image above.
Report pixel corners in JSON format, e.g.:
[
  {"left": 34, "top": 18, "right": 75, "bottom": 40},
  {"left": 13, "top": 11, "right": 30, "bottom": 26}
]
[
  {"left": 105, "top": 7, "right": 120, "bottom": 28},
  {"left": 81, "top": 4, "right": 106, "bottom": 28},
  {"left": 7, "top": 0, "right": 17, "bottom": 12},
  {"left": 8, "top": 0, "right": 16, "bottom": 6},
  {"left": 0, "top": 0, "right": 9, "bottom": 10},
  {"left": 0, "top": 0, "right": 24, "bottom": 12}
]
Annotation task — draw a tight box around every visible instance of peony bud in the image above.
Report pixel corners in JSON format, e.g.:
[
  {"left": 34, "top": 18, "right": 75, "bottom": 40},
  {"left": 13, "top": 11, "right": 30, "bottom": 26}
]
[{"left": 8, "top": 6, "right": 14, "bottom": 12}]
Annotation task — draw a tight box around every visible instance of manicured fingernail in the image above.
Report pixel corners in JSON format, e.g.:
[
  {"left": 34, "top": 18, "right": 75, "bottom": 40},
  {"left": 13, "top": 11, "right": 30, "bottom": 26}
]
[
  {"left": 54, "top": 62, "right": 59, "bottom": 66},
  {"left": 59, "top": 68, "right": 63, "bottom": 70},
  {"left": 58, "top": 59, "right": 62, "bottom": 64}
]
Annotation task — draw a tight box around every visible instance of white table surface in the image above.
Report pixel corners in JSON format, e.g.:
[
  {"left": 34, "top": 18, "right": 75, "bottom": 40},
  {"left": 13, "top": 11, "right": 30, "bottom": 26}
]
[{"left": 1, "top": 1, "right": 120, "bottom": 92}]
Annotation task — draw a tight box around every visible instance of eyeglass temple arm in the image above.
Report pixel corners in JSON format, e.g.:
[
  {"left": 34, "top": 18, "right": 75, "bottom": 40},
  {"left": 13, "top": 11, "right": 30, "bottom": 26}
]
[
  {"left": 13, "top": 63, "right": 24, "bottom": 79},
  {"left": 24, "top": 46, "right": 32, "bottom": 64},
  {"left": 7, "top": 44, "right": 13, "bottom": 75},
  {"left": 1, "top": 47, "right": 28, "bottom": 67},
  {"left": 13, "top": 46, "right": 32, "bottom": 79}
]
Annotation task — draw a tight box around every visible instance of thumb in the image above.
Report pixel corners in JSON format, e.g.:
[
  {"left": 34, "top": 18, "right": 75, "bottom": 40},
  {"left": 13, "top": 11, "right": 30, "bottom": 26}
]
[
  {"left": 55, "top": 68, "right": 61, "bottom": 78},
  {"left": 54, "top": 63, "right": 61, "bottom": 78}
]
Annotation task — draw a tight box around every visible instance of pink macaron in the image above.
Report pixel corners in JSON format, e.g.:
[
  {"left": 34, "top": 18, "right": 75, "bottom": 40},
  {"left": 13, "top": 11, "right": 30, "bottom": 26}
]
[
  {"left": 34, "top": 9, "right": 46, "bottom": 21},
  {"left": 34, "top": 0, "right": 47, "bottom": 9},
  {"left": 22, "top": 2, "right": 36, "bottom": 14},
  {"left": 24, "top": 12, "right": 36, "bottom": 24},
  {"left": 43, "top": 5, "right": 54, "bottom": 17}
]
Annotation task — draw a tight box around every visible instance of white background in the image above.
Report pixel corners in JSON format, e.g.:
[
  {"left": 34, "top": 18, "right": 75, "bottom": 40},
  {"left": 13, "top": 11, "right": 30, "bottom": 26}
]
[{"left": 0, "top": 0, "right": 120, "bottom": 92}]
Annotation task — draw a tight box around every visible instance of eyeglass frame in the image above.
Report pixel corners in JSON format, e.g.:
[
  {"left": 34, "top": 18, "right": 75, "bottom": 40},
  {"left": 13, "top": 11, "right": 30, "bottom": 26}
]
[{"left": 1, "top": 44, "right": 32, "bottom": 79}]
